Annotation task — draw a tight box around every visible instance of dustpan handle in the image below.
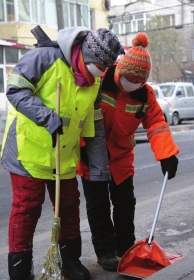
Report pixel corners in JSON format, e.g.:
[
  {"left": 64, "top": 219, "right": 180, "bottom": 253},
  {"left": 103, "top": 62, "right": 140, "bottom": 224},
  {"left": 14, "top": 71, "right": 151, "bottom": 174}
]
[{"left": 148, "top": 172, "right": 168, "bottom": 245}]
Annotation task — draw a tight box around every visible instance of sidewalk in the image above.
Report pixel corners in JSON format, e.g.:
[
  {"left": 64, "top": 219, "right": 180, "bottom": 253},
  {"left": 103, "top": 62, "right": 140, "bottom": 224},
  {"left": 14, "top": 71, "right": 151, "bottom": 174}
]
[
  {"left": 120, "top": 121, "right": 194, "bottom": 279},
  {"left": 145, "top": 253, "right": 194, "bottom": 280},
  {"left": 0, "top": 125, "right": 194, "bottom": 280},
  {"left": 0, "top": 132, "right": 3, "bottom": 140},
  {"left": 0, "top": 133, "right": 3, "bottom": 150}
]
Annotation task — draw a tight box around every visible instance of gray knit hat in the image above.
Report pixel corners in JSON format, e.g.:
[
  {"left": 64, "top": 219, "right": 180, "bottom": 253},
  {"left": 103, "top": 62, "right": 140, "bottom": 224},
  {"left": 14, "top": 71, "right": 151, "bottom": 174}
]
[{"left": 82, "top": 28, "right": 120, "bottom": 67}]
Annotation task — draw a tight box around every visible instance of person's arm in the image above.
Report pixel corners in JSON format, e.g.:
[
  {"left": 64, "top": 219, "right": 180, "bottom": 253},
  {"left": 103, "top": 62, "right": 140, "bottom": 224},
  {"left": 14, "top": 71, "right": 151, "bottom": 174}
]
[
  {"left": 6, "top": 48, "right": 62, "bottom": 135},
  {"left": 143, "top": 88, "right": 179, "bottom": 179},
  {"left": 83, "top": 84, "right": 111, "bottom": 181}
]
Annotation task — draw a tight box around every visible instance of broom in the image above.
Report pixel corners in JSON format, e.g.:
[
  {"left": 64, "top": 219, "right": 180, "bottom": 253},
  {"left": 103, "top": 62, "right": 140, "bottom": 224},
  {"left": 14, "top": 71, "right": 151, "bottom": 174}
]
[{"left": 36, "top": 82, "right": 62, "bottom": 280}]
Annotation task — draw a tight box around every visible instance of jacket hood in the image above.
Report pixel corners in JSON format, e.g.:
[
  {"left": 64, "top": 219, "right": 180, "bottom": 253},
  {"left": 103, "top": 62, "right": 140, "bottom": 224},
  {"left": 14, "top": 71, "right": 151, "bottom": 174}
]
[{"left": 57, "top": 26, "right": 91, "bottom": 66}]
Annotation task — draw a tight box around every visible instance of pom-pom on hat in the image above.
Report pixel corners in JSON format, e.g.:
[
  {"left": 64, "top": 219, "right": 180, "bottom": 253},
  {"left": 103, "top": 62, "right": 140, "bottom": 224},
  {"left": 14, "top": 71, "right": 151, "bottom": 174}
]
[
  {"left": 82, "top": 28, "right": 121, "bottom": 67},
  {"left": 115, "top": 32, "right": 151, "bottom": 83}
]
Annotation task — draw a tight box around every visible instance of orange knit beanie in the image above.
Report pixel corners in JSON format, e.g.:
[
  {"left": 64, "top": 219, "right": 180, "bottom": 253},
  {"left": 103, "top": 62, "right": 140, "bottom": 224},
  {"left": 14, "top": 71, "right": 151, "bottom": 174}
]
[{"left": 115, "top": 32, "right": 151, "bottom": 84}]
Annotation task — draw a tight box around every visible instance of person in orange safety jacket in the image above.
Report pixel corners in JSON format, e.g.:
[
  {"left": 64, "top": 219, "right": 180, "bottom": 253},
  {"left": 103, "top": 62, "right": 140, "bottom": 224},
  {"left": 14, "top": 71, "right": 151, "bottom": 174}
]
[{"left": 77, "top": 32, "right": 179, "bottom": 272}]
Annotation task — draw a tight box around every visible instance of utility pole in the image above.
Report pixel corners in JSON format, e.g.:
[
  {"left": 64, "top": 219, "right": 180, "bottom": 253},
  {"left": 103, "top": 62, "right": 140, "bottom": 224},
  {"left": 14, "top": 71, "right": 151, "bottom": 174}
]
[
  {"left": 180, "top": 0, "right": 184, "bottom": 41},
  {"left": 56, "top": 0, "right": 64, "bottom": 30}
]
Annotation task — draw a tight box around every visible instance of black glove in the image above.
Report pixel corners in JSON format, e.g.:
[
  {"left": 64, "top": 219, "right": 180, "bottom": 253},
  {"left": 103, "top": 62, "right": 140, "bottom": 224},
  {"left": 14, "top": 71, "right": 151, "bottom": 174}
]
[
  {"left": 160, "top": 155, "right": 178, "bottom": 180},
  {"left": 52, "top": 120, "right": 63, "bottom": 148}
]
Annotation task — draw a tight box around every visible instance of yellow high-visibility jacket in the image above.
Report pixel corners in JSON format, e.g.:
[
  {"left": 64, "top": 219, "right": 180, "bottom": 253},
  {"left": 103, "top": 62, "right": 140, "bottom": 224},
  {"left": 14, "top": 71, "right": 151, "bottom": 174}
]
[{"left": 1, "top": 46, "right": 110, "bottom": 181}]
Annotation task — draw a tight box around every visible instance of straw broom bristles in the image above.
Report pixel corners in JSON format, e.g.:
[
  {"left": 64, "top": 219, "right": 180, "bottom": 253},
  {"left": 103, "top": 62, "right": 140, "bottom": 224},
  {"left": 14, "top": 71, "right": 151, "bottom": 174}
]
[
  {"left": 36, "top": 217, "right": 62, "bottom": 280},
  {"left": 36, "top": 82, "right": 62, "bottom": 280}
]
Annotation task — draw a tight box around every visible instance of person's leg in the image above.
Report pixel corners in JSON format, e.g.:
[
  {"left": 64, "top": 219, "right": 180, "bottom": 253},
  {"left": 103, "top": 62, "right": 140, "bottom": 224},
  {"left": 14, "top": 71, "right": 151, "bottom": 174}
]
[
  {"left": 110, "top": 176, "right": 136, "bottom": 257},
  {"left": 47, "top": 177, "right": 90, "bottom": 280},
  {"left": 8, "top": 172, "right": 46, "bottom": 280},
  {"left": 8, "top": 252, "right": 34, "bottom": 280},
  {"left": 82, "top": 178, "right": 118, "bottom": 271}
]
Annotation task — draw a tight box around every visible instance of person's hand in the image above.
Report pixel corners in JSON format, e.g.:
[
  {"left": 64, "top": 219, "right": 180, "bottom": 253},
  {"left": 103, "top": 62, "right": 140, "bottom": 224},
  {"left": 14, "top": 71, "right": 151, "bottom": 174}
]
[
  {"left": 52, "top": 120, "right": 63, "bottom": 148},
  {"left": 160, "top": 155, "right": 178, "bottom": 179}
]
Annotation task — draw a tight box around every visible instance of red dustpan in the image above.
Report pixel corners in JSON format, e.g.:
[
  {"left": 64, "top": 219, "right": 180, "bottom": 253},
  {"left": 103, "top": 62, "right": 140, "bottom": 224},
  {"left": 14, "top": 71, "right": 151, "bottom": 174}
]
[{"left": 117, "top": 172, "right": 184, "bottom": 279}]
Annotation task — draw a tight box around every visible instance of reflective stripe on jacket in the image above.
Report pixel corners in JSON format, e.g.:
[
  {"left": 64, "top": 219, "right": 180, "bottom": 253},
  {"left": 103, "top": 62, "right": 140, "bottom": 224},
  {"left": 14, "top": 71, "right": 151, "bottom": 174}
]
[{"left": 147, "top": 122, "right": 179, "bottom": 160}]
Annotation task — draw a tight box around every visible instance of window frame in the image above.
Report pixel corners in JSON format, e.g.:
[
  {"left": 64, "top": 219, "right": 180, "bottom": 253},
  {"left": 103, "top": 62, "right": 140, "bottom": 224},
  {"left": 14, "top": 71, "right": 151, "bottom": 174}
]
[
  {"left": 112, "top": 12, "right": 150, "bottom": 35},
  {"left": 1, "top": 0, "right": 57, "bottom": 27},
  {"left": 0, "top": 65, "right": 5, "bottom": 93},
  {"left": 0, "top": 45, "right": 30, "bottom": 96},
  {"left": 63, "top": 0, "right": 90, "bottom": 28}
]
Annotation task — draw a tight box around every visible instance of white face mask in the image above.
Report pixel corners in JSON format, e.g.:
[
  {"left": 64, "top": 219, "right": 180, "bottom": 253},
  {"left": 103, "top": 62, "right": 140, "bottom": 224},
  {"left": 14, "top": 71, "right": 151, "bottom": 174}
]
[
  {"left": 86, "top": 63, "right": 104, "bottom": 77},
  {"left": 120, "top": 76, "right": 142, "bottom": 92}
]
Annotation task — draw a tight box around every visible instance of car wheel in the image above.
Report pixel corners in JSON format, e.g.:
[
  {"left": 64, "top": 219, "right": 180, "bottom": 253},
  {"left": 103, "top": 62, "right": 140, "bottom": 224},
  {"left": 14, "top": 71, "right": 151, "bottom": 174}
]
[{"left": 172, "top": 112, "right": 179, "bottom": 126}]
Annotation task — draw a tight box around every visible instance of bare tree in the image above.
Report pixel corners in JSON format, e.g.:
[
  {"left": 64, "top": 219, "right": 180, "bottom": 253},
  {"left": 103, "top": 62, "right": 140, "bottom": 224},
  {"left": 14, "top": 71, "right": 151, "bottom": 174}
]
[{"left": 146, "top": 15, "right": 183, "bottom": 83}]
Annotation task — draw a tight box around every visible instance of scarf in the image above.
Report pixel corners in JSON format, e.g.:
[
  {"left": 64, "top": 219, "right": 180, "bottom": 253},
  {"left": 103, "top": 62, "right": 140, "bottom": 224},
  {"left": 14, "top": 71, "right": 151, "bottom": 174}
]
[{"left": 71, "top": 43, "right": 95, "bottom": 87}]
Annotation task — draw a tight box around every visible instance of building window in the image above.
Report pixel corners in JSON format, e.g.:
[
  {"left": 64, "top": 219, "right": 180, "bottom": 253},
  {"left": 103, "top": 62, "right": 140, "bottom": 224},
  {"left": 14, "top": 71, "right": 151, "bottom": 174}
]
[
  {"left": 7, "top": 0, "right": 15, "bottom": 21},
  {"left": 63, "top": 0, "right": 89, "bottom": 28},
  {"left": 19, "top": 48, "right": 30, "bottom": 60},
  {"left": 112, "top": 16, "right": 126, "bottom": 35},
  {"left": 0, "top": 45, "right": 31, "bottom": 96},
  {"left": 80, "top": 3, "right": 88, "bottom": 26},
  {"left": 90, "top": 8, "right": 95, "bottom": 30},
  {"left": 131, "top": 14, "right": 145, "bottom": 32},
  {"left": 112, "top": 13, "right": 150, "bottom": 35},
  {"left": 0, "top": 46, "right": 3, "bottom": 63},
  {"left": 131, "top": 13, "right": 150, "bottom": 32},
  {"left": 161, "top": 14, "right": 175, "bottom": 27},
  {"left": 18, "top": 0, "right": 30, "bottom": 22},
  {"left": 0, "top": 0, "right": 56, "bottom": 27},
  {"left": 32, "top": 0, "right": 38, "bottom": 22},
  {"left": 0, "top": 68, "right": 4, "bottom": 92},
  {"left": 39, "top": 0, "right": 46, "bottom": 24},
  {"left": 5, "top": 47, "right": 18, "bottom": 64},
  {"left": 1, "top": 0, "right": 15, "bottom": 21},
  {"left": 45, "top": 0, "right": 57, "bottom": 28},
  {"left": 0, "top": 0, "right": 5, "bottom": 21},
  {"left": 1, "top": 46, "right": 30, "bottom": 65},
  {"left": 18, "top": 0, "right": 57, "bottom": 27}
]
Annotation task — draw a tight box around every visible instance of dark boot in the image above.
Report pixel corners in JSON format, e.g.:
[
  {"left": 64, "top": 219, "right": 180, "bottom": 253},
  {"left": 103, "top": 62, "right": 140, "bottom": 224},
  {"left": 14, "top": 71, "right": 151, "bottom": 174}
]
[
  {"left": 97, "top": 254, "right": 119, "bottom": 271},
  {"left": 8, "top": 251, "right": 34, "bottom": 280},
  {"left": 59, "top": 236, "right": 90, "bottom": 280}
]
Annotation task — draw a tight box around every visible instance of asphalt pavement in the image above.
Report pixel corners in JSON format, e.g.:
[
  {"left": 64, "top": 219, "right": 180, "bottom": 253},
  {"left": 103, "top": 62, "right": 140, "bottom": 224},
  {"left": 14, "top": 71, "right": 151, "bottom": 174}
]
[
  {"left": 0, "top": 123, "right": 194, "bottom": 280},
  {"left": 0, "top": 132, "right": 3, "bottom": 149}
]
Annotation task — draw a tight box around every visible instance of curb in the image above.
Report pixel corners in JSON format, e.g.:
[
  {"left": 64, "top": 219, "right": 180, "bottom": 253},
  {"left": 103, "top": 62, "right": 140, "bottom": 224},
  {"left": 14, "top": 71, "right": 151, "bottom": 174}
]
[
  {"left": 170, "top": 124, "right": 194, "bottom": 132},
  {"left": 145, "top": 254, "right": 194, "bottom": 280}
]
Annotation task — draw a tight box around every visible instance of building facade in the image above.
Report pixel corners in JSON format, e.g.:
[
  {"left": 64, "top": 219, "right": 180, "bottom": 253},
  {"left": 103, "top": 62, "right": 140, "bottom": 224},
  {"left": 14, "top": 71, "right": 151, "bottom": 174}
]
[
  {"left": 0, "top": 0, "right": 110, "bottom": 131},
  {"left": 109, "top": 0, "right": 194, "bottom": 83}
]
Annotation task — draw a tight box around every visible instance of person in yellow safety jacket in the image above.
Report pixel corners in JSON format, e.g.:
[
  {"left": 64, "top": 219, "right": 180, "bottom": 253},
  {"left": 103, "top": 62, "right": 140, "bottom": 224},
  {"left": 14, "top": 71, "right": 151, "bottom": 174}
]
[
  {"left": 0, "top": 26, "right": 122, "bottom": 280},
  {"left": 77, "top": 32, "right": 179, "bottom": 272}
]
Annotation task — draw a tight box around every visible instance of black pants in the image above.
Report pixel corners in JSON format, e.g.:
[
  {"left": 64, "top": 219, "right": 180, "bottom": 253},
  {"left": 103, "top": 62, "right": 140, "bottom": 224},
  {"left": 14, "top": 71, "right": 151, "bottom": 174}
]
[{"left": 82, "top": 176, "right": 136, "bottom": 258}]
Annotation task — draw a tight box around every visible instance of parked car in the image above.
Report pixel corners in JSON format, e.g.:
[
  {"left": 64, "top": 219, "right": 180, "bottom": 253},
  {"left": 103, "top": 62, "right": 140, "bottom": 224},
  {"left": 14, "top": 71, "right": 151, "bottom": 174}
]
[
  {"left": 157, "top": 82, "right": 194, "bottom": 125},
  {"left": 135, "top": 84, "right": 172, "bottom": 137},
  {"left": 151, "top": 84, "right": 172, "bottom": 125}
]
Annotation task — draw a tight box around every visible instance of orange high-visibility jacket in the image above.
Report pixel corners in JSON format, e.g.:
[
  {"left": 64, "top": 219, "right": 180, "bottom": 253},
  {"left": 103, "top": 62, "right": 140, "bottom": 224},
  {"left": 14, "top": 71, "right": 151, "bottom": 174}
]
[{"left": 77, "top": 67, "right": 179, "bottom": 185}]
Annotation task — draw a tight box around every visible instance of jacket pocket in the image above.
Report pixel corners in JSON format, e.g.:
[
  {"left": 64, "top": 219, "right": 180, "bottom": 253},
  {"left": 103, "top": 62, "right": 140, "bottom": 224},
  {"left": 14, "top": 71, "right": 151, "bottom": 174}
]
[{"left": 17, "top": 133, "right": 52, "bottom": 167}]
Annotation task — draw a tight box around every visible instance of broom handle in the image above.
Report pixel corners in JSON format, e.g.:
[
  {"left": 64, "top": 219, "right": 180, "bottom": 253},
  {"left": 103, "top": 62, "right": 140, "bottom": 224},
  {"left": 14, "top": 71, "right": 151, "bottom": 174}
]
[
  {"left": 55, "top": 82, "right": 61, "bottom": 218},
  {"left": 148, "top": 172, "right": 168, "bottom": 245}
]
